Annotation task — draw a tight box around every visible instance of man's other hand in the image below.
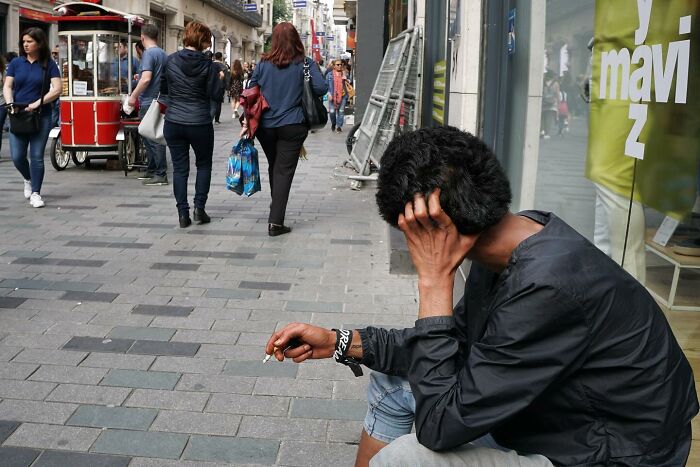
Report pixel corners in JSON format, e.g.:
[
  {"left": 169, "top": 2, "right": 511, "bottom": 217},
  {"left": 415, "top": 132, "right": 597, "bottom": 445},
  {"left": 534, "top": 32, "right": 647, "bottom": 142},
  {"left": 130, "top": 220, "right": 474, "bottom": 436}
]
[{"left": 265, "top": 323, "right": 336, "bottom": 363}]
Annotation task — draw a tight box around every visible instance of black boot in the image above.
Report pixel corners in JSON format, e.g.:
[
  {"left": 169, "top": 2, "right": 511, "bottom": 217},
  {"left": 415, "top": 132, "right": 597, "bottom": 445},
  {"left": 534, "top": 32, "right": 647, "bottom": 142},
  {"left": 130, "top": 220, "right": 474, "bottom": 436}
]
[
  {"left": 194, "top": 208, "right": 210, "bottom": 225},
  {"left": 179, "top": 213, "right": 192, "bottom": 228},
  {"left": 268, "top": 223, "right": 291, "bottom": 237}
]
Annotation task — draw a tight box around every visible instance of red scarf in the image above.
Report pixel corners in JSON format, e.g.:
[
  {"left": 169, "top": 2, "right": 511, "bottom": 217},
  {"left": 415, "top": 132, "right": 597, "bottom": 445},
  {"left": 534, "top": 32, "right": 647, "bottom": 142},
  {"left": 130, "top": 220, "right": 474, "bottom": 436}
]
[{"left": 333, "top": 70, "right": 344, "bottom": 105}]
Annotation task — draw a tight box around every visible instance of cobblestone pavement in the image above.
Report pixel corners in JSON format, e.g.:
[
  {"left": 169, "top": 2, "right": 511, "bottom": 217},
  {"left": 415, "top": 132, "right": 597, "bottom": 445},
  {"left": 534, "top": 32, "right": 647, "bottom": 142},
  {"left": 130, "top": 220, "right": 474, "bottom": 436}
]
[{"left": 0, "top": 117, "right": 418, "bottom": 466}]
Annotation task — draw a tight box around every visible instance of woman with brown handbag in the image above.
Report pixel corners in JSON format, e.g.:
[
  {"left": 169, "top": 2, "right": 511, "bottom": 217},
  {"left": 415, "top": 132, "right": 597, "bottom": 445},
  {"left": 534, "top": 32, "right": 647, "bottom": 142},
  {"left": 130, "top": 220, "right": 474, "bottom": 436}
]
[{"left": 3, "top": 28, "right": 61, "bottom": 208}]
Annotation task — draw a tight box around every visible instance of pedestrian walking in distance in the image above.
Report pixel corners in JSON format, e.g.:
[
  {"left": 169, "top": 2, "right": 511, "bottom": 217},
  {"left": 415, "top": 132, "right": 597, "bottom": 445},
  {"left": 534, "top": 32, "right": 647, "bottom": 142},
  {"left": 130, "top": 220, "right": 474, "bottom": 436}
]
[
  {"left": 229, "top": 59, "right": 244, "bottom": 119},
  {"left": 327, "top": 59, "right": 349, "bottom": 133},
  {"left": 246, "top": 22, "right": 327, "bottom": 236},
  {"left": 3, "top": 27, "right": 62, "bottom": 208},
  {"left": 210, "top": 51, "right": 227, "bottom": 124},
  {"left": 160, "top": 21, "right": 219, "bottom": 228}
]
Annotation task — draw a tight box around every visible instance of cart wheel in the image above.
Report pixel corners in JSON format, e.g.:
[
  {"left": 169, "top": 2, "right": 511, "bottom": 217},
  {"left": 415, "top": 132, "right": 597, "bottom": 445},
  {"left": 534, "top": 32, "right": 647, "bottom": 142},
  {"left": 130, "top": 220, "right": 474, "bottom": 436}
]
[
  {"left": 72, "top": 151, "right": 87, "bottom": 166},
  {"left": 50, "top": 138, "right": 71, "bottom": 171},
  {"left": 118, "top": 133, "right": 138, "bottom": 176},
  {"left": 118, "top": 140, "right": 128, "bottom": 176}
]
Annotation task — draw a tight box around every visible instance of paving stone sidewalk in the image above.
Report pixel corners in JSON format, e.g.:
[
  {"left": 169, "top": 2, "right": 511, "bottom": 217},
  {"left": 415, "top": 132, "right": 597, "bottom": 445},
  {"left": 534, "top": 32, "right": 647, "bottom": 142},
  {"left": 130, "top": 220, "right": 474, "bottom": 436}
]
[{"left": 0, "top": 117, "right": 418, "bottom": 466}]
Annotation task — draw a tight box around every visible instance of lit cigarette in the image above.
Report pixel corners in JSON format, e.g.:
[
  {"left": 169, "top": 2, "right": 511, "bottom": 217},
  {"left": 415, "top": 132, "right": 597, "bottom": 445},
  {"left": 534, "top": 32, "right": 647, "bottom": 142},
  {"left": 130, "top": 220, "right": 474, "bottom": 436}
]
[{"left": 262, "top": 338, "right": 302, "bottom": 364}]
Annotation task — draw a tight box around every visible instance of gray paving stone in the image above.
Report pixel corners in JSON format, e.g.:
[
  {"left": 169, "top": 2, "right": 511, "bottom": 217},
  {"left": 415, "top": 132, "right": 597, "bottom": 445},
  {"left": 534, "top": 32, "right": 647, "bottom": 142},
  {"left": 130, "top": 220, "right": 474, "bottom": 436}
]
[
  {"left": 0, "top": 297, "right": 27, "bottom": 308},
  {"left": 125, "top": 389, "right": 210, "bottom": 411},
  {"left": 149, "top": 316, "right": 214, "bottom": 330},
  {"left": 285, "top": 300, "right": 343, "bottom": 313},
  {"left": 0, "top": 347, "right": 25, "bottom": 362},
  {"left": 62, "top": 336, "right": 135, "bottom": 353},
  {"left": 0, "top": 419, "right": 21, "bottom": 443},
  {"left": 204, "top": 288, "right": 261, "bottom": 299},
  {"left": 132, "top": 304, "right": 193, "bottom": 317},
  {"left": 4, "top": 423, "right": 101, "bottom": 451},
  {"left": 150, "top": 356, "right": 225, "bottom": 375},
  {"left": 33, "top": 450, "right": 131, "bottom": 467},
  {"left": 172, "top": 329, "right": 239, "bottom": 345},
  {"left": 46, "top": 323, "right": 112, "bottom": 338},
  {"left": 291, "top": 398, "right": 367, "bottom": 421},
  {"left": 91, "top": 429, "right": 188, "bottom": 459},
  {"left": 175, "top": 374, "right": 255, "bottom": 394},
  {"left": 101, "top": 369, "right": 181, "bottom": 390},
  {"left": 2, "top": 250, "right": 51, "bottom": 258},
  {"left": 238, "top": 281, "right": 292, "bottom": 291},
  {"left": 107, "top": 326, "right": 175, "bottom": 341},
  {"left": 46, "top": 384, "right": 131, "bottom": 406},
  {"left": 0, "top": 362, "right": 39, "bottom": 380},
  {"left": 254, "top": 377, "right": 333, "bottom": 398},
  {"left": 327, "top": 420, "right": 364, "bottom": 443},
  {"left": 0, "top": 279, "right": 102, "bottom": 293},
  {"left": 235, "top": 332, "right": 271, "bottom": 346},
  {"left": 222, "top": 360, "right": 298, "bottom": 378},
  {"left": 79, "top": 353, "right": 155, "bottom": 371},
  {"left": 182, "top": 435, "right": 279, "bottom": 465},
  {"left": 0, "top": 380, "right": 57, "bottom": 400},
  {"left": 237, "top": 416, "right": 327, "bottom": 442},
  {"left": 127, "top": 458, "right": 233, "bottom": 467},
  {"left": 277, "top": 440, "right": 358, "bottom": 467},
  {"left": 206, "top": 394, "right": 290, "bottom": 417},
  {"left": 61, "top": 291, "right": 119, "bottom": 303},
  {"left": 0, "top": 400, "right": 79, "bottom": 424},
  {"left": 333, "top": 379, "right": 370, "bottom": 400},
  {"left": 67, "top": 405, "right": 157, "bottom": 430},
  {"left": 150, "top": 262, "right": 201, "bottom": 271},
  {"left": 330, "top": 238, "right": 372, "bottom": 245},
  {"left": 151, "top": 410, "right": 241, "bottom": 436},
  {"left": 0, "top": 446, "right": 41, "bottom": 467},
  {"left": 127, "top": 340, "right": 200, "bottom": 357}
]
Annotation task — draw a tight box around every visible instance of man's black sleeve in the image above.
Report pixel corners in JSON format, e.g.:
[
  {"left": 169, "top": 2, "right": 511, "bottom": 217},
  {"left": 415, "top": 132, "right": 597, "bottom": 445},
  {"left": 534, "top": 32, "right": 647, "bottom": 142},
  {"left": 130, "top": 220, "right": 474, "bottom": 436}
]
[
  {"left": 359, "top": 298, "right": 467, "bottom": 377},
  {"left": 409, "top": 284, "right": 589, "bottom": 451}
]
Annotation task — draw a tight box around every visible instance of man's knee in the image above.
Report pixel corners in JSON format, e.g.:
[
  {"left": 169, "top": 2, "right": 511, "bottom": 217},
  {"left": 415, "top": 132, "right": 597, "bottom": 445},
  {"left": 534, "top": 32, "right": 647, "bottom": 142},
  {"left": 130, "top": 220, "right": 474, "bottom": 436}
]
[{"left": 369, "top": 434, "right": 422, "bottom": 467}]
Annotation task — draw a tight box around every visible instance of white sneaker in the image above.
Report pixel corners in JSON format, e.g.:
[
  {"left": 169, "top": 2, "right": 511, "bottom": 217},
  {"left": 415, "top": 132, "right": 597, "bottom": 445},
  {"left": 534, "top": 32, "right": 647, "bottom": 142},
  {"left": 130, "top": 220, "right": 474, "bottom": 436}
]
[
  {"left": 29, "top": 192, "right": 45, "bottom": 208},
  {"left": 23, "top": 180, "right": 32, "bottom": 199}
]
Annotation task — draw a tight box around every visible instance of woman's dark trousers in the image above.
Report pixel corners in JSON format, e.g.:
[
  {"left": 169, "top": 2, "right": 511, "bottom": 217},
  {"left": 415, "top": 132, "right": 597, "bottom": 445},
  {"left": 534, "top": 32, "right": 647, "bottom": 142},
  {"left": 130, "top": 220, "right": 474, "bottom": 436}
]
[
  {"left": 255, "top": 123, "right": 308, "bottom": 225},
  {"left": 163, "top": 121, "right": 214, "bottom": 216}
]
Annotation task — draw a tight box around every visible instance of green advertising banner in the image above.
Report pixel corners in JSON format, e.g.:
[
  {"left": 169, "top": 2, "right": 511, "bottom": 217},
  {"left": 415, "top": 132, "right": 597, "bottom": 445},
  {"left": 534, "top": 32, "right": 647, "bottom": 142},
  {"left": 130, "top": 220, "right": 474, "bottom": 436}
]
[{"left": 587, "top": 0, "right": 700, "bottom": 219}]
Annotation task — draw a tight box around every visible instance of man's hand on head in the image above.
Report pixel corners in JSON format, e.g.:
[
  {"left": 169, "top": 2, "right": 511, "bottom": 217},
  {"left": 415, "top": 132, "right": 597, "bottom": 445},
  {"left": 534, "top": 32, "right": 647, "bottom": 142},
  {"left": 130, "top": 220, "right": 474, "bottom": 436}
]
[
  {"left": 265, "top": 323, "right": 337, "bottom": 363},
  {"left": 398, "top": 189, "right": 477, "bottom": 318}
]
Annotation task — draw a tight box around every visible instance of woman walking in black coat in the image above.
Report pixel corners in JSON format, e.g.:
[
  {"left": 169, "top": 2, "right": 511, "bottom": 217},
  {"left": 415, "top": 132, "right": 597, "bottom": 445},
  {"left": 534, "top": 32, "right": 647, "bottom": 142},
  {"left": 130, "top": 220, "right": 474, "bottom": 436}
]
[
  {"left": 246, "top": 22, "right": 327, "bottom": 236},
  {"left": 160, "top": 21, "right": 219, "bottom": 228}
]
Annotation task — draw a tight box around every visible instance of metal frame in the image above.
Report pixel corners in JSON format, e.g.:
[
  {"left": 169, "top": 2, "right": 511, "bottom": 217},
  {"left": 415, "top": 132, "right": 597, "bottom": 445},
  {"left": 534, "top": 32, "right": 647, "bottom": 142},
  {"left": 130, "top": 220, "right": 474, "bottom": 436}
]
[{"left": 346, "top": 27, "right": 423, "bottom": 185}]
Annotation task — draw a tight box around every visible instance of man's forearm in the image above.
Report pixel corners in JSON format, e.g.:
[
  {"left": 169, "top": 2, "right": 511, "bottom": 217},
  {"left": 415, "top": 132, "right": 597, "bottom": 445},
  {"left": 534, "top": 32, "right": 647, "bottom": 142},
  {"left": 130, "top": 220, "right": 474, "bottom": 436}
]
[
  {"left": 418, "top": 278, "right": 455, "bottom": 319},
  {"left": 131, "top": 77, "right": 151, "bottom": 98},
  {"left": 347, "top": 330, "right": 363, "bottom": 359}
]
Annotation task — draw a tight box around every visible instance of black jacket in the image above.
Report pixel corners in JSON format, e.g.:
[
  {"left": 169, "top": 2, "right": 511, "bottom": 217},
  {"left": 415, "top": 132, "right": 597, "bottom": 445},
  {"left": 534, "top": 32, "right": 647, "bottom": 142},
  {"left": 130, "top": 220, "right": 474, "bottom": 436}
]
[
  {"left": 359, "top": 211, "right": 697, "bottom": 466},
  {"left": 160, "top": 49, "right": 218, "bottom": 125}
]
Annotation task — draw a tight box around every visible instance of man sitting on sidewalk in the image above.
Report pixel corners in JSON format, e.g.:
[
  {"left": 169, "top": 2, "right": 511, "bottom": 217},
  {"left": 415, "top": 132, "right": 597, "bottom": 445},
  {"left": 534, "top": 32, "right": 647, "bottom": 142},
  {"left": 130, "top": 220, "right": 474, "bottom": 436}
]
[{"left": 265, "top": 127, "right": 698, "bottom": 466}]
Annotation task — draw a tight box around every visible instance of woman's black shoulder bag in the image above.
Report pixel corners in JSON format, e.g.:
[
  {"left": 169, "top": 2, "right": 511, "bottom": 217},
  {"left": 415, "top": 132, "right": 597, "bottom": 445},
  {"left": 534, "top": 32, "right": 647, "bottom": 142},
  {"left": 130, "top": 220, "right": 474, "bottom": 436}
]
[
  {"left": 301, "top": 58, "right": 328, "bottom": 130},
  {"left": 9, "top": 61, "right": 48, "bottom": 135}
]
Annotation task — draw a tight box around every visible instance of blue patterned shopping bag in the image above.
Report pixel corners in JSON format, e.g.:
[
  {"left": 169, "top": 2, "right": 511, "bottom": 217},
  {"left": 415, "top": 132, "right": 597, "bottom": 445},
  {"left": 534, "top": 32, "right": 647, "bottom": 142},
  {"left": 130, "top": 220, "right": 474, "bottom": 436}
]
[{"left": 226, "top": 138, "right": 261, "bottom": 197}]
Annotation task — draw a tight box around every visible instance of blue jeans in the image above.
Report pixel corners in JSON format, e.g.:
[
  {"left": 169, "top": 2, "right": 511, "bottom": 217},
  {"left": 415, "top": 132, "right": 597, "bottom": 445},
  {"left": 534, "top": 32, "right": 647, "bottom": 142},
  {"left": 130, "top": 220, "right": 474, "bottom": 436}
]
[
  {"left": 329, "top": 95, "right": 348, "bottom": 129},
  {"left": 10, "top": 112, "right": 52, "bottom": 194},
  {"left": 163, "top": 121, "right": 214, "bottom": 215},
  {"left": 139, "top": 103, "right": 167, "bottom": 177}
]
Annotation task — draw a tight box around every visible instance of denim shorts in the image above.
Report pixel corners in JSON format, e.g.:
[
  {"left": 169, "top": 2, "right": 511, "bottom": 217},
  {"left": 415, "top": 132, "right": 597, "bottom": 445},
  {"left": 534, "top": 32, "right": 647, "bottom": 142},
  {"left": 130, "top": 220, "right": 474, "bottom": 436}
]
[{"left": 364, "top": 372, "right": 416, "bottom": 444}]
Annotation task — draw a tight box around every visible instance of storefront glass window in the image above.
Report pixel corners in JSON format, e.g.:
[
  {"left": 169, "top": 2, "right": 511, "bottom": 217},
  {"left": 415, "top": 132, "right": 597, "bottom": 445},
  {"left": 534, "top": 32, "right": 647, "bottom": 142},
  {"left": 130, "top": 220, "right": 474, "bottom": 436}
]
[{"left": 533, "top": 0, "right": 700, "bottom": 307}]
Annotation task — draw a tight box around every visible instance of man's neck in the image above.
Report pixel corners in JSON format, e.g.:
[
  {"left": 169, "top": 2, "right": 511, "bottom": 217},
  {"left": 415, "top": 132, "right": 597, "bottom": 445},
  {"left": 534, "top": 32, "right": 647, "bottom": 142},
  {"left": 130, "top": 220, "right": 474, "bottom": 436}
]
[
  {"left": 144, "top": 40, "right": 157, "bottom": 49},
  {"left": 468, "top": 213, "right": 543, "bottom": 272}
]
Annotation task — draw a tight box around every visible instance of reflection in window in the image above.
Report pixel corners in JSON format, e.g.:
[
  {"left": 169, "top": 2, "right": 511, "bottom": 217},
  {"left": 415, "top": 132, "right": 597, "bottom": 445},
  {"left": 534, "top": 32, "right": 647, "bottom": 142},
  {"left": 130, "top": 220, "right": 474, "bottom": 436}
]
[
  {"left": 97, "top": 34, "right": 120, "bottom": 96},
  {"left": 59, "top": 36, "right": 69, "bottom": 97},
  {"left": 71, "top": 35, "right": 94, "bottom": 96}
]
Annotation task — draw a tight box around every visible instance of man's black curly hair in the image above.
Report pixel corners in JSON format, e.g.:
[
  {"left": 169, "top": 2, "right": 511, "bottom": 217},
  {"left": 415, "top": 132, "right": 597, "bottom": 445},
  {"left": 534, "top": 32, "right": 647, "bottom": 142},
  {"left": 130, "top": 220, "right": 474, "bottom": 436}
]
[{"left": 376, "top": 126, "right": 512, "bottom": 235}]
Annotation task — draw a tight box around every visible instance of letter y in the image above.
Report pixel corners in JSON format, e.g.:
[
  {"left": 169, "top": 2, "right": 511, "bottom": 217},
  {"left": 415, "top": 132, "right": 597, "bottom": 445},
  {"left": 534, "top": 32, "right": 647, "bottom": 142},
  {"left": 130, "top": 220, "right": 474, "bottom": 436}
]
[{"left": 635, "top": 0, "right": 653, "bottom": 45}]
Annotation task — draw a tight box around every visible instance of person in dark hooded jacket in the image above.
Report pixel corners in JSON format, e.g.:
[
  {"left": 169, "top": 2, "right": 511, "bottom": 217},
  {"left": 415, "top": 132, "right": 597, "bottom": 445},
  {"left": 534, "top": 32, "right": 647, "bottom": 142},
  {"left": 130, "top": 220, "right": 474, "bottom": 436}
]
[{"left": 160, "top": 21, "right": 219, "bottom": 228}]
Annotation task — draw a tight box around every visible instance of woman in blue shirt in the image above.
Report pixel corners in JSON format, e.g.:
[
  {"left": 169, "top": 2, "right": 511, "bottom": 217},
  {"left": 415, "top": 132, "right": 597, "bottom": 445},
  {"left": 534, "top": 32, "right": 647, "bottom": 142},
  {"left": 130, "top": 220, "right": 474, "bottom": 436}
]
[
  {"left": 247, "top": 22, "right": 327, "bottom": 236},
  {"left": 3, "top": 28, "right": 61, "bottom": 208}
]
